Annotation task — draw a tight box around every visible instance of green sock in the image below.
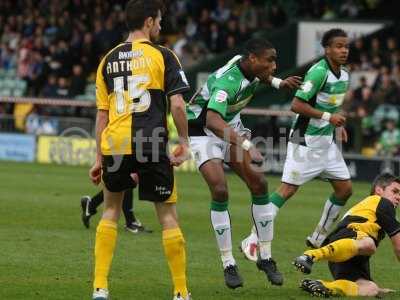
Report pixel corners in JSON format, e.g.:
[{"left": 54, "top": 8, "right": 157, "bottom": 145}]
[
  {"left": 211, "top": 200, "right": 228, "bottom": 211},
  {"left": 270, "top": 192, "right": 286, "bottom": 208},
  {"left": 251, "top": 194, "right": 269, "bottom": 205}
]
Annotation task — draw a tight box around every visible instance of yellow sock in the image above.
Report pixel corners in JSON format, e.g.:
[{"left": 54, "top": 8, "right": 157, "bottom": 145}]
[
  {"left": 162, "top": 228, "right": 188, "bottom": 297},
  {"left": 305, "top": 238, "right": 358, "bottom": 262},
  {"left": 93, "top": 219, "right": 117, "bottom": 290},
  {"left": 320, "top": 280, "right": 358, "bottom": 296}
]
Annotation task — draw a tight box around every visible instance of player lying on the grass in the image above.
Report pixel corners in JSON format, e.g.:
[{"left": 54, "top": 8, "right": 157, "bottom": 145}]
[
  {"left": 187, "top": 37, "right": 301, "bottom": 288},
  {"left": 80, "top": 189, "right": 152, "bottom": 233},
  {"left": 89, "top": 1, "right": 191, "bottom": 299},
  {"left": 293, "top": 173, "right": 400, "bottom": 298},
  {"left": 241, "top": 28, "right": 353, "bottom": 266}
]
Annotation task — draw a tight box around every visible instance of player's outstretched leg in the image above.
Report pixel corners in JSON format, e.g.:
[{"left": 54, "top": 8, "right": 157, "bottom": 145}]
[
  {"left": 301, "top": 278, "right": 362, "bottom": 297},
  {"left": 293, "top": 254, "right": 314, "bottom": 274},
  {"left": 293, "top": 237, "right": 359, "bottom": 275},
  {"left": 300, "top": 279, "right": 334, "bottom": 297}
]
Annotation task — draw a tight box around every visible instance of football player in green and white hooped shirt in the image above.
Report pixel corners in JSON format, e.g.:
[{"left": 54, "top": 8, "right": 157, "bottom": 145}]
[
  {"left": 187, "top": 38, "right": 302, "bottom": 289},
  {"left": 241, "top": 29, "right": 353, "bottom": 270}
]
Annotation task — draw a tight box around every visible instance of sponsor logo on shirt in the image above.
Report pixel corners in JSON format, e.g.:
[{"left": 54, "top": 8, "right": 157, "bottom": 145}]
[{"left": 215, "top": 90, "right": 228, "bottom": 103}]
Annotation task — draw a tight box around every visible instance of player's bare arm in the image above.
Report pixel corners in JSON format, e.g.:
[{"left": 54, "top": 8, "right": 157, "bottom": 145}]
[
  {"left": 90, "top": 109, "right": 108, "bottom": 185},
  {"left": 291, "top": 97, "right": 346, "bottom": 127},
  {"left": 206, "top": 110, "right": 263, "bottom": 163},
  {"left": 170, "top": 93, "right": 190, "bottom": 166}
]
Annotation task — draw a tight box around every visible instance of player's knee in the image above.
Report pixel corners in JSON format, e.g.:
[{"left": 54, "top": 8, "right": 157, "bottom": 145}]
[
  {"left": 212, "top": 183, "right": 229, "bottom": 201},
  {"left": 102, "top": 207, "right": 121, "bottom": 222},
  {"left": 157, "top": 209, "right": 179, "bottom": 229},
  {"left": 358, "top": 238, "right": 377, "bottom": 256},
  {"left": 248, "top": 175, "right": 266, "bottom": 195}
]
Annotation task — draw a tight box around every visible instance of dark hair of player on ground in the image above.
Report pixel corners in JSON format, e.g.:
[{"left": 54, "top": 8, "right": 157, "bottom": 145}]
[
  {"left": 125, "top": 0, "right": 165, "bottom": 31},
  {"left": 321, "top": 28, "right": 348, "bottom": 47},
  {"left": 370, "top": 173, "right": 400, "bottom": 201}
]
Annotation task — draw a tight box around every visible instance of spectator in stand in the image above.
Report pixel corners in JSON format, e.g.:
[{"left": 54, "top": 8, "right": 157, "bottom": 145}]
[
  {"left": 376, "top": 119, "right": 400, "bottom": 156},
  {"left": 266, "top": 2, "right": 288, "bottom": 28},
  {"left": 373, "top": 68, "right": 400, "bottom": 106},
  {"left": 370, "top": 38, "right": 383, "bottom": 60},
  {"left": 350, "top": 76, "right": 375, "bottom": 117},
  {"left": 41, "top": 74, "right": 58, "bottom": 98},
  {"left": 211, "top": 0, "right": 231, "bottom": 24},
  {"left": 238, "top": 0, "right": 258, "bottom": 31},
  {"left": 55, "top": 76, "right": 69, "bottom": 99},
  {"left": 206, "top": 22, "right": 223, "bottom": 53},
  {"left": 69, "top": 64, "right": 86, "bottom": 98},
  {"left": 340, "top": 0, "right": 360, "bottom": 18}
]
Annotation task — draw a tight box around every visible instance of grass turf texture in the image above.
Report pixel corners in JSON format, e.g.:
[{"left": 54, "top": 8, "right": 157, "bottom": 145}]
[{"left": 1, "top": 161, "right": 398, "bottom": 300}]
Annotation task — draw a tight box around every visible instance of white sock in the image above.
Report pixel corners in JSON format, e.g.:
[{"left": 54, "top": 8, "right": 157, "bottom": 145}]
[
  {"left": 248, "top": 202, "right": 279, "bottom": 244},
  {"left": 211, "top": 210, "right": 235, "bottom": 268},
  {"left": 252, "top": 203, "right": 274, "bottom": 260},
  {"left": 267, "top": 202, "right": 280, "bottom": 217},
  {"left": 309, "top": 199, "right": 343, "bottom": 247}
]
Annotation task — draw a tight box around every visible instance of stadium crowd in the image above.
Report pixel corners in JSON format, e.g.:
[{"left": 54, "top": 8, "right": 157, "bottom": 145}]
[
  {"left": 345, "top": 31, "right": 400, "bottom": 156},
  {"left": 0, "top": 0, "right": 398, "bottom": 155}
]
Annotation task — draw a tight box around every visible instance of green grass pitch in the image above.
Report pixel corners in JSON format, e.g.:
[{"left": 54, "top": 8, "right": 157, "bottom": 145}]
[{"left": 1, "top": 161, "right": 398, "bottom": 299}]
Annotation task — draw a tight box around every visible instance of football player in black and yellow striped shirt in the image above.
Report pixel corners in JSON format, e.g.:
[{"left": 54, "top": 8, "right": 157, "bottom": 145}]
[
  {"left": 88, "top": 1, "right": 191, "bottom": 299},
  {"left": 293, "top": 173, "right": 400, "bottom": 298}
]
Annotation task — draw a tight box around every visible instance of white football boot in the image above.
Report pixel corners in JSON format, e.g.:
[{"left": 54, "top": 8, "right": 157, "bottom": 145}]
[
  {"left": 240, "top": 236, "right": 258, "bottom": 262},
  {"left": 92, "top": 288, "right": 109, "bottom": 300}
]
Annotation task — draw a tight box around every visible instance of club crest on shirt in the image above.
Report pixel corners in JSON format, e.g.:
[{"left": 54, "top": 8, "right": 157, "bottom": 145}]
[{"left": 215, "top": 90, "right": 228, "bottom": 103}]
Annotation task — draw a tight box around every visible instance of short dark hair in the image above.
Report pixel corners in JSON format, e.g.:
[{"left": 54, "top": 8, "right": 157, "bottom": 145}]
[
  {"left": 321, "top": 28, "right": 347, "bottom": 47},
  {"left": 125, "top": 0, "right": 164, "bottom": 31},
  {"left": 371, "top": 173, "right": 400, "bottom": 195},
  {"left": 243, "top": 38, "right": 274, "bottom": 58}
]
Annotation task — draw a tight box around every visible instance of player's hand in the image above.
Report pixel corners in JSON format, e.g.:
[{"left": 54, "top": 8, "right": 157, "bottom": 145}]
[
  {"left": 170, "top": 143, "right": 190, "bottom": 167},
  {"left": 248, "top": 146, "right": 264, "bottom": 166},
  {"left": 89, "top": 159, "right": 102, "bottom": 185},
  {"left": 280, "top": 76, "right": 302, "bottom": 90},
  {"left": 329, "top": 113, "right": 346, "bottom": 127},
  {"left": 337, "top": 126, "right": 348, "bottom": 143}
]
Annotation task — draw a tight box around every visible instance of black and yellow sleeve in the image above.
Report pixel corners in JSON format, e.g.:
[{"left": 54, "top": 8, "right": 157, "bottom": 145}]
[
  {"left": 163, "top": 48, "right": 190, "bottom": 97},
  {"left": 376, "top": 198, "right": 400, "bottom": 237},
  {"left": 96, "top": 56, "right": 109, "bottom": 110}
]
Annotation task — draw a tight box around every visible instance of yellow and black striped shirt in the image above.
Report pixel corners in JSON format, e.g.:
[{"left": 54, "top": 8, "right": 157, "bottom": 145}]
[
  {"left": 96, "top": 39, "right": 189, "bottom": 156},
  {"left": 337, "top": 195, "right": 400, "bottom": 244}
]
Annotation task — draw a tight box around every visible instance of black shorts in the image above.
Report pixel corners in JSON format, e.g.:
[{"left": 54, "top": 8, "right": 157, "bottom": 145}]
[
  {"left": 101, "top": 154, "right": 176, "bottom": 203},
  {"left": 324, "top": 227, "right": 372, "bottom": 281}
]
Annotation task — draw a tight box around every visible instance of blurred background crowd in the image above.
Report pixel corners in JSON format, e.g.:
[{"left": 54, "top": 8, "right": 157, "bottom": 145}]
[{"left": 0, "top": 0, "right": 399, "bottom": 156}]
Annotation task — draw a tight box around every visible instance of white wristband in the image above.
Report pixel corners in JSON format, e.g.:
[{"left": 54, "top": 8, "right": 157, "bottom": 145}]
[
  {"left": 321, "top": 112, "right": 332, "bottom": 121},
  {"left": 271, "top": 77, "right": 282, "bottom": 89},
  {"left": 241, "top": 139, "right": 253, "bottom": 151}
]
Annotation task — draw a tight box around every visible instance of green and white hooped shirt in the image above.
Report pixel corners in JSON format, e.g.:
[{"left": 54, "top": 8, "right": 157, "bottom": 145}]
[{"left": 290, "top": 58, "right": 349, "bottom": 148}]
